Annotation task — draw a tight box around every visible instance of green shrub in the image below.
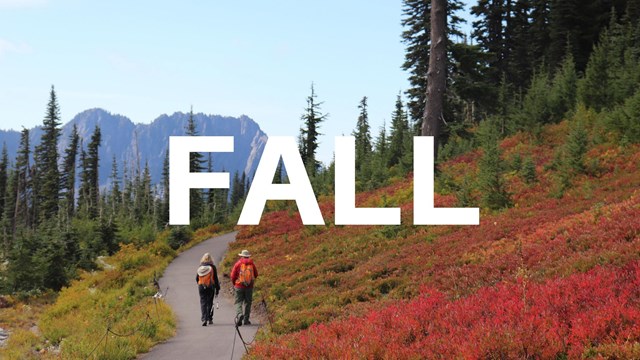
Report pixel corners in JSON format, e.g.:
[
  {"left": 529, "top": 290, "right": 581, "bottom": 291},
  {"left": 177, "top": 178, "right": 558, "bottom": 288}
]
[
  {"left": 167, "top": 226, "right": 192, "bottom": 250},
  {"left": 521, "top": 156, "right": 537, "bottom": 184}
]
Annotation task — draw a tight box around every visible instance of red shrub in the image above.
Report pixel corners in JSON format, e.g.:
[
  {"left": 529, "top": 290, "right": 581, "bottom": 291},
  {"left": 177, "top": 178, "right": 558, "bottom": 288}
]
[{"left": 251, "top": 263, "right": 640, "bottom": 359}]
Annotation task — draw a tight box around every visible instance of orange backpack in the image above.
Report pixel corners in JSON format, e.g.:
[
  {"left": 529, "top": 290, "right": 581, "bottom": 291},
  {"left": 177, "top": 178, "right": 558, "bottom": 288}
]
[
  {"left": 198, "top": 267, "right": 215, "bottom": 288},
  {"left": 236, "top": 263, "right": 255, "bottom": 287}
]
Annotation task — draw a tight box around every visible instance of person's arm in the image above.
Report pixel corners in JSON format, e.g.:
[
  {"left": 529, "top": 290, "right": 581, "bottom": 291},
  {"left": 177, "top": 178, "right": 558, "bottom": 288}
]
[
  {"left": 213, "top": 266, "right": 220, "bottom": 294},
  {"left": 196, "top": 273, "right": 199, "bottom": 284},
  {"left": 253, "top": 263, "right": 258, "bottom": 279},
  {"left": 230, "top": 262, "right": 238, "bottom": 284}
]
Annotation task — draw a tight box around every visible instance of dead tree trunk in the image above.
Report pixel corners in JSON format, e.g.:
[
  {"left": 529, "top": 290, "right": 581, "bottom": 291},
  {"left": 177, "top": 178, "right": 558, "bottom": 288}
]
[{"left": 421, "top": 0, "right": 447, "bottom": 161}]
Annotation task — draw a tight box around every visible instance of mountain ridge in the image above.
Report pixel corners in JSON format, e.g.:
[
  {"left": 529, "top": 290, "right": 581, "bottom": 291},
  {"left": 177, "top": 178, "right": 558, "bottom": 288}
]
[{"left": 0, "top": 108, "right": 268, "bottom": 189}]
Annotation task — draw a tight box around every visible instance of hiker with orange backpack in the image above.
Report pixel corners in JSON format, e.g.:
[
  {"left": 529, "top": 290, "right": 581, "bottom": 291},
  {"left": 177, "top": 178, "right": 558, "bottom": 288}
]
[
  {"left": 230, "top": 249, "right": 258, "bottom": 326},
  {"left": 196, "top": 253, "right": 220, "bottom": 326}
]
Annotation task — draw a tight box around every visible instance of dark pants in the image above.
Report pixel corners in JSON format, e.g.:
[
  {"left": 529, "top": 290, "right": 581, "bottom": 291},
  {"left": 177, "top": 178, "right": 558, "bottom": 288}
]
[
  {"left": 198, "top": 285, "right": 214, "bottom": 322},
  {"left": 234, "top": 287, "right": 253, "bottom": 321}
]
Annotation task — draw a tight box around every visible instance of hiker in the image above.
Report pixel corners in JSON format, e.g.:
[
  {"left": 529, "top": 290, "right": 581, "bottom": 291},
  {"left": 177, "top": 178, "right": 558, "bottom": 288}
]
[
  {"left": 230, "top": 249, "right": 258, "bottom": 326},
  {"left": 196, "top": 253, "right": 220, "bottom": 326}
]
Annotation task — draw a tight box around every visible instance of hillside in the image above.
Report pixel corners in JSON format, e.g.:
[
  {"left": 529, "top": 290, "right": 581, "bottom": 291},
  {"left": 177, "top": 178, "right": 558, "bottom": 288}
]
[{"left": 221, "top": 119, "right": 640, "bottom": 358}]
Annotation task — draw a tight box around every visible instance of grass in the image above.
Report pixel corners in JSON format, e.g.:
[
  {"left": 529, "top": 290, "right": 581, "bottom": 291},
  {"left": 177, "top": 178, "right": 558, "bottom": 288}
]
[{"left": 0, "top": 224, "right": 224, "bottom": 360}]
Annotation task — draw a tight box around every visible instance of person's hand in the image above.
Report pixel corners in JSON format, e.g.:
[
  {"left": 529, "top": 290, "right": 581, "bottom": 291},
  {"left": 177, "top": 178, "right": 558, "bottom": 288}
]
[{"left": 215, "top": 290, "right": 220, "bottom": 297}]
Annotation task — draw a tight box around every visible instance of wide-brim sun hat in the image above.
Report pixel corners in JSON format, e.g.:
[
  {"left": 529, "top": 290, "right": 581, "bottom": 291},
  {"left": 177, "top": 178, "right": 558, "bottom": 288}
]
[
  {"left": 197, "top": 265, "right": 212, "bottom": 276},
  {"left": 238, "top": 249, "right": 251, "bottom": 258}
]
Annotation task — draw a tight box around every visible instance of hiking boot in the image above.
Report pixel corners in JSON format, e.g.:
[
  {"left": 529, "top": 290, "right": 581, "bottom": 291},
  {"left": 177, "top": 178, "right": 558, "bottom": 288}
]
[
  {"left": 202, "top": 321, "right": 207, "bottom": 326},
  {"left": 243, "top": 320, "right": 251, "bottom": 325},
  {"left": 236, "top": 315, "right": 244, "bottom": 327}
]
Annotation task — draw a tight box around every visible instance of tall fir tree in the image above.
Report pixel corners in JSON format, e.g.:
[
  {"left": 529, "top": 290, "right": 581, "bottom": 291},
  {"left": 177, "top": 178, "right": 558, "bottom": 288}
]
[
  {"left": 299, "top": 83, "right": 327, "bottom": 176},
  {"left": 577, "top": 31, "right": 612, "bottom": 112},
  {"left": 60, "top": 124, "right": 80, "bottom": 222},
  {"left": 352, "top": 96, "right": 372, "bottom": 171},
  {"left": 369, "top": 123, "right": 391, "bottom": 188},
  {"left": 15, "top": 128, "right": 32, "bottom": 229},
  {"left": 0, "top": 144, "right": 8, "bottom": 224},
  {"left": 471, "top": 0, "right": 509, "bottom": 85},
  {"left": 78, "top": 126, "right": 101, "bottom": 219},
  {"left": 230, "top": 171, "right": 242, "bottom": 208},
  {"left": 35, "top": 85, "right": 63, "bottom": 223},
  {"left": 185, "top": 107, "right": 205, "bottom": 222},
  {"left": 2, "top": 170, "right": 17, "bottom": 255},
  {"left": 160, "top": 149, "right": 170, "bottom": 226},
  {"left": 388, "top": 95, "right": 410, "bottom": 167},
  {"left": 205, "top": 153, "right": 216, "bottom": 221},
  {"left": 109, "top": 155, "right": 121, "bottom": 218}
]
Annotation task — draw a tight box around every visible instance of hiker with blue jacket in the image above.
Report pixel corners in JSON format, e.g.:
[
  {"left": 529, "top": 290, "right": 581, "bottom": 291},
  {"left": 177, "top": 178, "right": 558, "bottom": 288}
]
[
  {"left": 230, "top": 249, "right": 258, "bottom": 326},
  {"left": 196, "top": 253, "right": 220, "bottom": 326}
]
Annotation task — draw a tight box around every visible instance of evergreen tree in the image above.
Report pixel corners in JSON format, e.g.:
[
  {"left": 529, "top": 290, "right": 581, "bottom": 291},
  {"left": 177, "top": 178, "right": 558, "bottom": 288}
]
[
  {"left": 240, "top": 172, "right": 247, "bottom": 201},
  {"left": 273, "top": 158, "right": 284, "bottom": 184},
  {"left": 512, "top": 68, "right": 551, "bottom": 135},
  {"left": 135, "top": 161, "right": 152, "bottom": 219},
  {"left": 388, "top": 95, "right": 410, "bottom": 167},
  {"left": 577, "top": 33, "right": 612, "bottom": 112},
  {"left": 60, "top": 124, "right": 79, "bottom": 221},
  {"left": 7, "top": 231, "right": 46, "bottom": 291},
  {"left": 402, "top": 0, "right": 464, "bottom": 127},
  {"left": 215, "top": 167, "right": 230, "bottom": 222},
  {"left": 15, "top": 128, "right": 32, "bottom": 229},
  {"left": 122, "top": 163, "right": 134, "bottom": 222},
  {"left": 507, "top": 0, "right": 537, "bottom": 89},
  {"left": 230, "top": 171, "right": 243, "bottom": 208},
  {"left": 471, "top": 0, "right": 509, "bottom": 85},
  {"left": 606, "top": 89, "right": 640, "bottom": 143},
  {"left": 299, "top": 83, "right": 327, "bottom": 176},
  {"left": 521, "top": 156, "right": 538, "bottom": 184},
  {"left": 549, "top": 52, "right": 578, "bottom": 122},
  {"left": 369, "top": 123, "right": 390, "bottom": 188},
  {"left": 0, "top": 144, "right": 8, "bottom": 224},
  {"left": 547, "top": 0, "right": 614, "bottom": 72},
  {"left": 160, "top": 150, "right": 170, "bottom": 226},
  {"left": 529, "top": 0, "right": 551, "bottom": 65},
  {"left": 40, "top": 224, "right": 69, "bottom": 291},
  {"left": 35, "top": 85, "right": 62, "bottom": 223},
  {"left": 565, "top": 120, "right": 589, "bottom": 174},
  {"left": 477, "top": 120, "right": 511, "bottom": 210},
  {"left": 109, "top": 156, "right": 121, "bottom": 217},
  {"left": 205, "top": 153, "right": 216, "bottom": 221},
  {"left": 352, "top": 96, "right": 372, "bottom": 171},
  {"left": 78, "top": 126, "right": 101, "bottom": 219},
  {"left": 185, "top": 108, "right": 205, "bottom": 222},
  {"left": 448, "top": 41, "right": 494, "bottom": 120},
  {"left": 1, "top": 169, "right": 16, "bottom": 255}
]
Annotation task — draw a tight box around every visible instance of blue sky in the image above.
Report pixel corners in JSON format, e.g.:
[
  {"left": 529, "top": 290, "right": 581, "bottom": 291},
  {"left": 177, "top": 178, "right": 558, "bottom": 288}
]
[{"left": 0, "top": 0, "right": 474, "bottom": 164}]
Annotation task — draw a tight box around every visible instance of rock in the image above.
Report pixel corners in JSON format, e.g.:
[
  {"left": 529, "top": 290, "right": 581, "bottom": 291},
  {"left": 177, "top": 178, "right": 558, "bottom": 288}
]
[
  {"left": 0, "top": 327, "right": 10, "bottom": 348},
  {"left": 30, "top": 325, "right": 40, "bottom": 336}
]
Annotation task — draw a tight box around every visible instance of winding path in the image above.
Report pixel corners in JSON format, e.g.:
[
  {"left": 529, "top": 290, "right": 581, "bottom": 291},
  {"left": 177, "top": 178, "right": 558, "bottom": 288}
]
[{"left": 140, "top": 232, "right": 259, "bottom": 360}]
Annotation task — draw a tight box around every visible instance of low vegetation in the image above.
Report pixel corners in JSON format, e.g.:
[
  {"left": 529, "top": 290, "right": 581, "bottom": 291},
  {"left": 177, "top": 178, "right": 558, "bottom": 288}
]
[
  {"left": 221, "top": 107, "right": 640, "bottom": 357},
  {"left": 0, "top": 225, "right": 221, "bottom": 360}
]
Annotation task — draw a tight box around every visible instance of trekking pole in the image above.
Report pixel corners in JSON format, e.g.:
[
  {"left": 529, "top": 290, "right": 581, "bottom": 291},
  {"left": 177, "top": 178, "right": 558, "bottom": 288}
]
[{"left": 234, "top": 314, "right": 249, "bottom": 353}]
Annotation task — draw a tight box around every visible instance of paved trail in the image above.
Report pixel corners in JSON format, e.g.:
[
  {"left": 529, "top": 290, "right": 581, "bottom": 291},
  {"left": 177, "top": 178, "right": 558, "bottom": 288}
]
[{"left": 140, "top": 232, "right": 258, "bottom": 360}]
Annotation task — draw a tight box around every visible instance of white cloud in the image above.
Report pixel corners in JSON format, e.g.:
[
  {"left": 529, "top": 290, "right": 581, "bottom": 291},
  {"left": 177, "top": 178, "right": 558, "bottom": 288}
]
[
  {"left": 0, "top": 0, "right": 48, "bottom": 9},
  {"left": 0, "top": 38, "right": 32, "bottom": 58}
]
